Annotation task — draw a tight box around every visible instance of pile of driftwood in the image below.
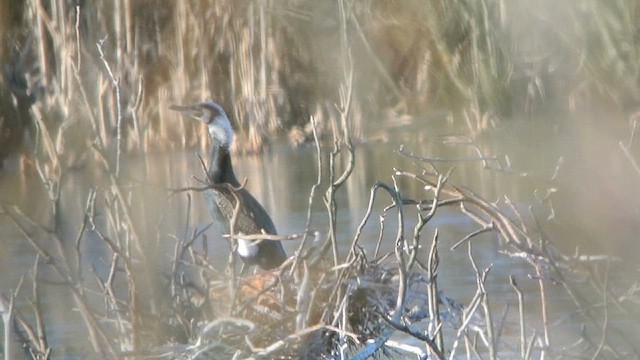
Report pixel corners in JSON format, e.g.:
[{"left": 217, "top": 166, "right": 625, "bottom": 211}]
[{"left": 140, "top": 153, "right": 636, "bottom": 359}]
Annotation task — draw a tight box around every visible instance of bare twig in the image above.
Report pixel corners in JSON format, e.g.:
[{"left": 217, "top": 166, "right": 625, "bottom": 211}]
[
  {"left": 509, "top": 275, "right": 526, "bottom": 359},
  {"left": 321, "top": 0, "right": 356, "bottom": 266},
  {"left": 30, "top": 255, "right": 48, "bottom": 354},
  {"left": 426, "top": 230, "right": 443, "bottom": 354},
  {"left": 291, "top": 117, "right": 322, "bottom": 275},
  {"left": 592, "top": 261, "right": 611, "bottom": 359},
  {"left": 97, "top": 37, "right": 124, "bottom": 177}
]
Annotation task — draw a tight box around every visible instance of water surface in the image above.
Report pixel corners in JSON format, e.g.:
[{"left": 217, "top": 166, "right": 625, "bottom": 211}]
[{"left": 2, "top": 111, "right": 639, "bottom": 357}]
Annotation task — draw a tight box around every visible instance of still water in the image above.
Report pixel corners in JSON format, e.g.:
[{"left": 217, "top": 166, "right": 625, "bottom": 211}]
[{"left": 2, "top": 111, "right": 640, "bottom": 357}]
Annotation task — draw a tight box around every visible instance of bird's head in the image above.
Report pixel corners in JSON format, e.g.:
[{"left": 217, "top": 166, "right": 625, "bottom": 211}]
[{"left": 170, "top": 101, "right": 234, "bottom": 148}]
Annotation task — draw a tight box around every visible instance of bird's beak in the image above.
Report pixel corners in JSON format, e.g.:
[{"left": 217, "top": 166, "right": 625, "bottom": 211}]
[{"left": 170, "top": 104, "right": 207, "bottom": 123}]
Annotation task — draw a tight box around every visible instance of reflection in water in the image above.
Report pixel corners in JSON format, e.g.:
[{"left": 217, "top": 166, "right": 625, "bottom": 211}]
[{"left": 1, "top": 113, "right": 640, "bottom": 354}]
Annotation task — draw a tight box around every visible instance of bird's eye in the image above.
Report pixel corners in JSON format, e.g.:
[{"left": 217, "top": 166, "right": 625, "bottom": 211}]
[{"left": 196, "top": 109, "right": 206, "bottom": 119}]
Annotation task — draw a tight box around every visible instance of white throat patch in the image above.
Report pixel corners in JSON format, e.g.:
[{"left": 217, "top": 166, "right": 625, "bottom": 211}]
[{"left": 209, "top": 115, "right": 234, "bottom": 148}]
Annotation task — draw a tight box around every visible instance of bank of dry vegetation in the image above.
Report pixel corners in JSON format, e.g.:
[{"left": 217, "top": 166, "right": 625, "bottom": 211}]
[{"left": 1, "top": 0, "right": 640, "bottom": 160}]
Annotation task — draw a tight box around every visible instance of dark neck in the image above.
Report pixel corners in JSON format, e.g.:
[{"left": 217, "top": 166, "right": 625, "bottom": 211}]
[{"left": 208, "top": 145, "right": 240, "bottom": 186}]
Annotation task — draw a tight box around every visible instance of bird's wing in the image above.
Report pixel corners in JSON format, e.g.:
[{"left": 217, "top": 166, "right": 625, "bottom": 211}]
[{"left": 207, "top": 187, "right": 277, "bottom": 236}]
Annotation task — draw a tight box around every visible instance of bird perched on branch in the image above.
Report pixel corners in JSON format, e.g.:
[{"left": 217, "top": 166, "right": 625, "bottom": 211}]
[{"left": 170, "top": 101, "right": 287, "bottom": 270}]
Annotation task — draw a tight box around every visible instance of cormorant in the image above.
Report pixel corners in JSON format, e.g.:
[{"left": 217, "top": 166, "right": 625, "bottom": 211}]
[{"left": 171, "top": 101, "right": 287, "bottom": 270}]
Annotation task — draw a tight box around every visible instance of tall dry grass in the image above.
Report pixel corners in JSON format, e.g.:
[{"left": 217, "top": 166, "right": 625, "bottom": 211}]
[{"left": 2, "top": 0, "right": 639, "bottom": 162}]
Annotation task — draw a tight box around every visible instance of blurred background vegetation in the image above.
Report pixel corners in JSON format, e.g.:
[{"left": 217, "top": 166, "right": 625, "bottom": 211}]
[
  {"left": 0, "top": 0, "right": 639, "bottom": 162},
  {"left": 2, "top": 1, "right": 640, "bottom": 357}
]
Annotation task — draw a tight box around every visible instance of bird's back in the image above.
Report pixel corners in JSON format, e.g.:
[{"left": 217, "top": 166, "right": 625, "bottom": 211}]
[{"left": 204, "top": 186, "right": 286, "bottom": 269}]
